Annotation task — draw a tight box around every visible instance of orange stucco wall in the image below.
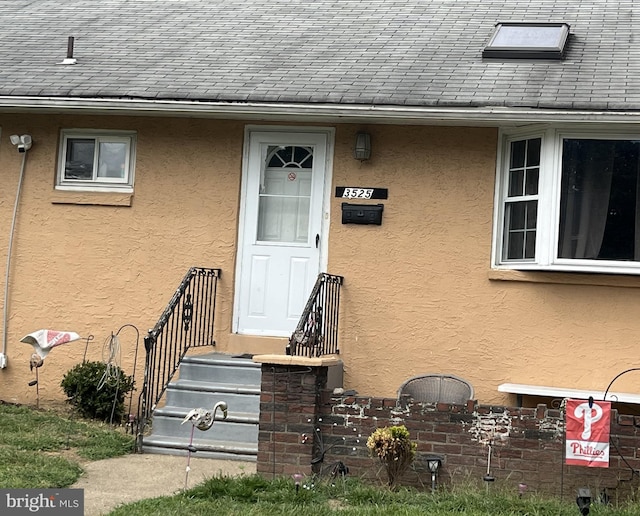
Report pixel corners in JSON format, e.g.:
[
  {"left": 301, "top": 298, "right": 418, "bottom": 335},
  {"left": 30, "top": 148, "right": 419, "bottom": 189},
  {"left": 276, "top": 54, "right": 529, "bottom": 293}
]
[
  {"left": 331, "top": 125, "right": 640, "bottom": 404},
  {"left": 330, "top": 124, "right": 500, "bottom": 399},
  {"left": 0, "top": 114, "right": 638, "bottom": 409},
  {"left": 0, "top": 114, "right": 244, "bottom": 406}
]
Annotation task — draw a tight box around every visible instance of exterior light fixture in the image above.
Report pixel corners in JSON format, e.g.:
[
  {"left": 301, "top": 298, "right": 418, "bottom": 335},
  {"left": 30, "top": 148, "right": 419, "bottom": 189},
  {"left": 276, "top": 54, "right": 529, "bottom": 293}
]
[
  {"left": 10, "top": 134, "right": 32, "bottom": 153},
  {"left": 292, "top": 473, "right": 303, "bottom": 493},
  {"left": 354, "top": 132, "right": 371, "bottom": 161},
  {"left": 576, "top": 488, "right": 591, "bottom": 515},
  {"left": 425, "top": 455, "right": 442, "bottom": 491},
  {"left": 483, "top": 442, "right": 495, "bottom": 483}
]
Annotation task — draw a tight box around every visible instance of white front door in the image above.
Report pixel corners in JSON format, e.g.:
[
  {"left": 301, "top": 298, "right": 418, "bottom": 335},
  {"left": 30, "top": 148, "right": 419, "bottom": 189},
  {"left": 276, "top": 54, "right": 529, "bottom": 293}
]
[{"left": 234, "top": 129, "right": 331, "bottom": 336}]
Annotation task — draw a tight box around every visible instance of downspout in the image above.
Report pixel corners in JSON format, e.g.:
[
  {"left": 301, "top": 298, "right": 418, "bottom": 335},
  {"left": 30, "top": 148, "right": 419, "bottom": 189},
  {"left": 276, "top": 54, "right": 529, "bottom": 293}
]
[{"left": 0, "top": 135, "right": 32, "bottom": 369}]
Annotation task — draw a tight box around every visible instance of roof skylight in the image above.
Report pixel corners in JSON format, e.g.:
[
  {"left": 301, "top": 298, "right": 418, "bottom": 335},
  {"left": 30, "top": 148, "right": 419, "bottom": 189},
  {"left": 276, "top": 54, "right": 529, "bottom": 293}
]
[{"left": 483, "top": 22, "right": 570, "bottom": 59}]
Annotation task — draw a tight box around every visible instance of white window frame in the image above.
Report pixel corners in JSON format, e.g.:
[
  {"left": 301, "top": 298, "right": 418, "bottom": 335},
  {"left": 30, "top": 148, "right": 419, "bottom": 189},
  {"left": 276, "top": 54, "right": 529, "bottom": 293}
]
[
  {"left": 56, "top": 129, "right": 136, "bottom": 192},
  {"left": 493, "top": 125, "right": 640, "bottom": 275},
  {"left": 483, "top": 23, "right": 570, "bottom": 60}
]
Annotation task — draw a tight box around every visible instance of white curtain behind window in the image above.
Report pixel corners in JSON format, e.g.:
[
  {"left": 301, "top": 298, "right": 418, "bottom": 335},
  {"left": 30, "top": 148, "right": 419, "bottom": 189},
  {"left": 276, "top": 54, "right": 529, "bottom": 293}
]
[{"left": 559, "top": 142, "right": 614, "bottom": 259}]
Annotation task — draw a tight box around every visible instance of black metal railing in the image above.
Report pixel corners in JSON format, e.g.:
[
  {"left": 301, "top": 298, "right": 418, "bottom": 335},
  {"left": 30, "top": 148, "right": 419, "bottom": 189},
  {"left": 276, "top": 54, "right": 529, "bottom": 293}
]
[
  {"left": 286, "top": 273, "right": 343, "bottom": 357},
  {"left": 136, "top": 267, "right": 221, "bottom": 448}
]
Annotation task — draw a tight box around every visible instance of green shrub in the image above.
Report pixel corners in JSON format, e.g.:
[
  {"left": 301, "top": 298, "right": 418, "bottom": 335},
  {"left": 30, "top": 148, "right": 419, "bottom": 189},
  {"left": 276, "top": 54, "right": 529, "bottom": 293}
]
[
  {"left": 61, "top": 361, "right": 134, "bottom": 423},
  {"left": 366, "top": 425, "right": 416, "bottom": 489}
]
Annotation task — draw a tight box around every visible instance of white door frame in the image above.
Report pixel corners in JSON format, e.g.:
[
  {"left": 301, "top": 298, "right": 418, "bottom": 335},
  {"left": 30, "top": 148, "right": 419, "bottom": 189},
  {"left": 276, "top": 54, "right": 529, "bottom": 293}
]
[{"left": 232, "top": 125, "right": 335, "bottom": 335}]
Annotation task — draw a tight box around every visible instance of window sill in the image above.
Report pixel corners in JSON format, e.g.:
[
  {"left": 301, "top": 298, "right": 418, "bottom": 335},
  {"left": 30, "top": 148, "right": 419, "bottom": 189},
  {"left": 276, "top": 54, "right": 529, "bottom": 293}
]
[
  {"left": 498, "top": 383, "right": 640, "bottom": 406},
  {"left": 488, "top": 268, "right": 640, "bottom": 288},
  {"left": 51, "top": 190, "right": 133, "bottom": 207}
]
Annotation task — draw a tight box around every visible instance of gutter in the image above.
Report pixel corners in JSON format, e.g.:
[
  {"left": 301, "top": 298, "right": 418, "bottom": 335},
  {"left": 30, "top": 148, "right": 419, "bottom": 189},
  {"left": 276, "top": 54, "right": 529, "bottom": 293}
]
[{"left": 0, "top": 96, "right": 639, "bottom": 126}]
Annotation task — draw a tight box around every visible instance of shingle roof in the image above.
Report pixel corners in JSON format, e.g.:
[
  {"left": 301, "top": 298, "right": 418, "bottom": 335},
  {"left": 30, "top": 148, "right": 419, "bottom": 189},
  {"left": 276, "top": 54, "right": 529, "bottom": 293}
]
[{"left": 0, "top": 0, "right": 638, "bottom": 112}]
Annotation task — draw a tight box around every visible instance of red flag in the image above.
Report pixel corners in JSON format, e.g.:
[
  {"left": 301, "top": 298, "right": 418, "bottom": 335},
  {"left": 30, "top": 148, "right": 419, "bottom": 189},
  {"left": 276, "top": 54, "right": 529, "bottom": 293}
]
[{"left": 565, "top": 398, "right": 611, "bottom": 468}]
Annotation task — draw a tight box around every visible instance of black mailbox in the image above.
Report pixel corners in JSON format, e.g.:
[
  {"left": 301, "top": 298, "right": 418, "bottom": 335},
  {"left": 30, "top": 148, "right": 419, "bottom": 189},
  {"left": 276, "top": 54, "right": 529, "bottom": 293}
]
[{"left": 341, "top": 203, "right": 384, "bottom": 225}]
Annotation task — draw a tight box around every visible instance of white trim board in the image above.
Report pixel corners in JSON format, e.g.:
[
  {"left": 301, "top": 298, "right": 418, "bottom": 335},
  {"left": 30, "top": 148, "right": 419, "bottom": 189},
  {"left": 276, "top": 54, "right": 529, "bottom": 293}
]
[
  {"left": 498, "top": 383, "right": 640, "bottom": 405},
  {"left": 4, "top": 97, "right": 640, "bottom": 126}
]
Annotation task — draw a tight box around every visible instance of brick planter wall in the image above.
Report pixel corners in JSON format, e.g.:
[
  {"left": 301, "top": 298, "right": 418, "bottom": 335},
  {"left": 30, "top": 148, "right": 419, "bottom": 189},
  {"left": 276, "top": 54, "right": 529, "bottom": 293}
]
[
  {"left": 257, "top": 363, "right": 329, "bottom": 478},
  {"left": 257, "top": 362, "right": 640, "bottom": 502}
]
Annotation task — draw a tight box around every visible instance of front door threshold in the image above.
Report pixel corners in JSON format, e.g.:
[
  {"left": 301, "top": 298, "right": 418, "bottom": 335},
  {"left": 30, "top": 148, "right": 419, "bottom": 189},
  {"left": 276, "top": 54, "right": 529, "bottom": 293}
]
[{"left": 228, "top": 334, "right": 289, "bottom": 356}]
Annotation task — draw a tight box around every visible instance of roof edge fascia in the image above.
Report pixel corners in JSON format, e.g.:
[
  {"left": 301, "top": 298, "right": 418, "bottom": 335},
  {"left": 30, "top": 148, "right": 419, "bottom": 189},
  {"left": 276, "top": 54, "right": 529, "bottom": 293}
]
[{"left": 0, "top": 96, "right": 638, "bottom": 126}]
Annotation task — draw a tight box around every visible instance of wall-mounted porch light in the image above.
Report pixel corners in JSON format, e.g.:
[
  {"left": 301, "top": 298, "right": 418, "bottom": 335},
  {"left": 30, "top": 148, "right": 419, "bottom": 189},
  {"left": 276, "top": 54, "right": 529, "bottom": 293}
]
[
  {"left": 576, "top": 488, "right": 591, "bottom": 515},
  {"left": 353, "top": 132, "right": 371, "bottom": 161},
  {"left": 425, "top": 455, "right": 443, "bottom": 491}
]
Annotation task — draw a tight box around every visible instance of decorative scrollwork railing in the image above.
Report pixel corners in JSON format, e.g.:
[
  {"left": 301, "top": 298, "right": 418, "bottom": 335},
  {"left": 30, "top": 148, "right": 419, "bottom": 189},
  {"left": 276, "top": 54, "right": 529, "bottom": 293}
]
[
  {"left": 136, "top": 267, "right": 221, "bottom": 449},
  {"left": 286, "top": 273, "right": 343, "bottom": 357}
]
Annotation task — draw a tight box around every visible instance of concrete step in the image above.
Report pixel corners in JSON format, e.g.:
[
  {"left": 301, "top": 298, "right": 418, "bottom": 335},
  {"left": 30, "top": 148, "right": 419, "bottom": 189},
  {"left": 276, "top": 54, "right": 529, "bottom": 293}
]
[
  {"left": 142, "top": 437, "right": 258, "bottom": 462},
  {"left": 164, "top": 381, "right": 260, "bottom": 413},
  {"left": 144, "top": 352, "right": 262, "bottom": 462},
  {"left": 178, "top": 353, "right": 261, "bottom": 385},
  {"left": 150, "top": 408, "right": 258, "bottom": 442}
]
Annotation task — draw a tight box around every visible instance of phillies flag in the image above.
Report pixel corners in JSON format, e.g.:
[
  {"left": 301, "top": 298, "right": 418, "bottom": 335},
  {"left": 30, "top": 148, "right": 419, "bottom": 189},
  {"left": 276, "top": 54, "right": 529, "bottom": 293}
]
[{"left": 565, "top": 398, "right": 611, "bottom": 468}]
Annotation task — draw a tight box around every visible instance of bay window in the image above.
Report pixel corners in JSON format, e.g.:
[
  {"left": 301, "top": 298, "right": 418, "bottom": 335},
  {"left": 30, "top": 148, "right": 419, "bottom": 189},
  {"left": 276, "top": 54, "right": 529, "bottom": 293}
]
[{"left": 495, "top": 128, "right": 640, "bottom": 274}]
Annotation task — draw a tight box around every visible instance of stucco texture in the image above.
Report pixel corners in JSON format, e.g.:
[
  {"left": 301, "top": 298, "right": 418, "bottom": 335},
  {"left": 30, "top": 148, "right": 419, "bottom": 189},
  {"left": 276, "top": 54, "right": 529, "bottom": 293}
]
[
  {"left": 0, "top": 114, "right": 243, "bottom": 407},
  {"left": 330, "top": 125, "right": 498, "bottom": 400},
  {"left": 0, "top": 116, "right": 638, "bottom": 409},
  {"left": 329, "top": 125, "right": 640, "bottom": 403}
]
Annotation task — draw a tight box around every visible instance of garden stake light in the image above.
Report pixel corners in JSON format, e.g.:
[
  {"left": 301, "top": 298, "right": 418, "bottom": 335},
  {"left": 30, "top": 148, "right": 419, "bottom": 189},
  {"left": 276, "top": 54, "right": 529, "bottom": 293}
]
[
  {"left": 483, "top": 442, "right": 495, "bottom": 491},
  {"left": 425, "top": 455, "right": 442, "bottom": 491},
  {"left": 576, "top": 487, "right": 591, "bottom": 515},
  {"left": 293, "top": 473, "right": 303, "bottom": 493},
  {"left": 519, "top": 483, "right": 527, "bottom": 497}
]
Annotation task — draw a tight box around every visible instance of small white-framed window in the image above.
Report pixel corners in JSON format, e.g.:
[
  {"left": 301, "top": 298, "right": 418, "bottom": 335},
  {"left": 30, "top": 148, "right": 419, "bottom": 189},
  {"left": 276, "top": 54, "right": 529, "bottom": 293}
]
[
  {"left": 494, "top": 127, "right": 640, "bottom": 275},
  {"left": 57, "top": 130, "right": 136, "bottom": 191}
]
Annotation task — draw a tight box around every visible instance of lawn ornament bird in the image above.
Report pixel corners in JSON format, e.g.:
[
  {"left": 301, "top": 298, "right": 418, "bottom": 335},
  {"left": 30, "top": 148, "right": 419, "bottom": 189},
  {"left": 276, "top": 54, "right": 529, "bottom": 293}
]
[
  {"left": 27, "top": 352, "right": 45, "bottom": 408},
  {"left": 21, "top": 329, "right": 81, "bottom": 359},
  {"left": 21, "top": 329, "right": 81, "bottom": 409},
  {"left": 181, "top": 400, "right": 228, "bottom": 489},
  {"left": 181, "top": 401, "right": 228, "bottom": 431},
  {"left": 29, "top": 353, "right": 43, "bottom": 371}
]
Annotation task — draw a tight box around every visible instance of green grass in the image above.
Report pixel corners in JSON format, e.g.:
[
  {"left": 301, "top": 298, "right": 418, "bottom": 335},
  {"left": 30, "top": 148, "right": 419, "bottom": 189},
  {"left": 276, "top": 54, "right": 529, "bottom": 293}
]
[
  {"left": 0, "top": 447, "right": 82, "bottom": 489},
  {"left": 0, "top": 402, "right": 135, "bottom": 488},
  {"left": 108, "top": 474, "right": 640, "bottom": 516},
  {"left": 3, "top": 403, "right": 640, "bottom": 515}
]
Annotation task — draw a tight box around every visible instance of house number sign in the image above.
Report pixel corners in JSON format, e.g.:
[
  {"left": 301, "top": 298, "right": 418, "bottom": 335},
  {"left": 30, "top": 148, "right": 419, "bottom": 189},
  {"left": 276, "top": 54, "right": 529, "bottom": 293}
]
[{"left": 335, "top": 187, "right": 388, "bottom": 200}]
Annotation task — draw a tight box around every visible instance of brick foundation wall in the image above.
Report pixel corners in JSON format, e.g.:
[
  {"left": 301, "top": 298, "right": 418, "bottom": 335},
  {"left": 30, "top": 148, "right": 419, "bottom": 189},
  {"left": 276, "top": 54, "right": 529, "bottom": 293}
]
[
  {"left": 257, "top": 363, "right": 640, "bottom": 501},
  {"left": 257, "top": 364, "right": 329, "bottom": 477}
]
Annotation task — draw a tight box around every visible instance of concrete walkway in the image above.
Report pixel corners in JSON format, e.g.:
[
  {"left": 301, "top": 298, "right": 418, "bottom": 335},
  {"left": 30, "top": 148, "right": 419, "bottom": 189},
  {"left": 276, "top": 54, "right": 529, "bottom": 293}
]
[{"left": 71, "top": 454, "right": 256, "bottom": 516}]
